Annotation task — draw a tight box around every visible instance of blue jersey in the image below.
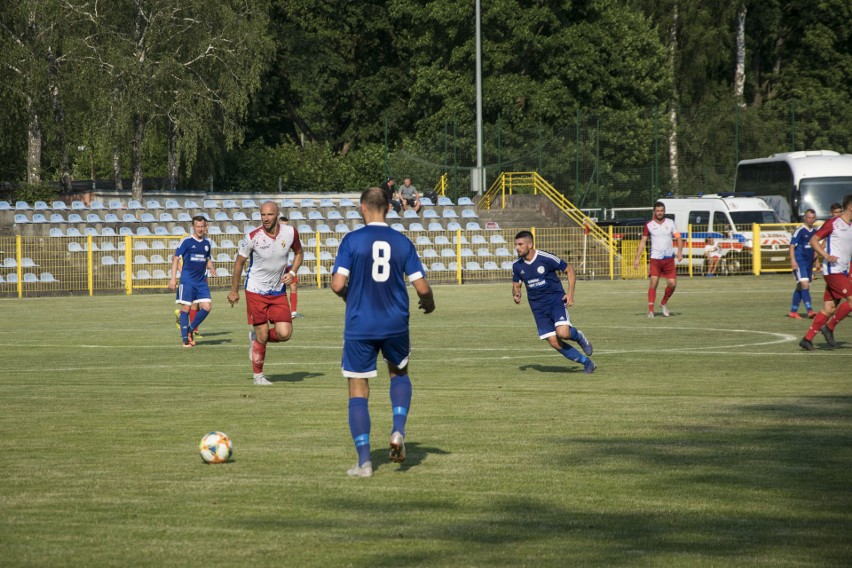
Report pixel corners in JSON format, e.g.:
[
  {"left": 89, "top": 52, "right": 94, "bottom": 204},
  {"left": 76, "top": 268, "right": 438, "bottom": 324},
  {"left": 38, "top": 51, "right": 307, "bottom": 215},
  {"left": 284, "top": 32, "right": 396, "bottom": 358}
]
[
  {"left": 332, "top": 223, "right": 426, "bottom": 340},
  {"left": 512, "top": 250, "right": 568, "bottom": 310},
  {"left": 790, "top": 225, "right": 816, "bottom": 264},
  {"left": 174, "top": 235, "right": 211, "bottom": 285}
]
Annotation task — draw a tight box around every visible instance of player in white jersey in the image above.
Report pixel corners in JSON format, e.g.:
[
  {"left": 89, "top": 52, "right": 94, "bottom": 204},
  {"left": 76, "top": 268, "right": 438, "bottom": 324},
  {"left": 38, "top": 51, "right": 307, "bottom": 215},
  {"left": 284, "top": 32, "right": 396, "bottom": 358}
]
[
  {"left": 632, "top": 201, "right": 683, "bottom": 318},
  {"left": 800, "top": 195, "right": 852, "bottom": 351},
  {"left": 227, "top": 201, "right": 303, "bottom": 383}
]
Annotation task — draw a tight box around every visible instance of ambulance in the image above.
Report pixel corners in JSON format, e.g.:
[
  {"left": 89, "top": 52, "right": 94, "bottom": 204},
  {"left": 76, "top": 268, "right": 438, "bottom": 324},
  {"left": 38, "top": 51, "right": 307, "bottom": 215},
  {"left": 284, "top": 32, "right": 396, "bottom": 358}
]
[{"left": 658, "top": 195, "right": 791, "bottom": 274}]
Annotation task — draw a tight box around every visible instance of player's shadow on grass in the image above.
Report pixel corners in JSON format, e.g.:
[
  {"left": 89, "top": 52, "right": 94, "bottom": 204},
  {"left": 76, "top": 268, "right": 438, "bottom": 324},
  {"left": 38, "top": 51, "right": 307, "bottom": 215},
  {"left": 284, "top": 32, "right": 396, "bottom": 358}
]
[
  {"left": 268, "top": 371, "right": 324, "bottom": 383},
  {"left": 518, "top": 364, "right": 586, "bottom": 374},
  {"left": 369, "top": 442, "right": 450, "bottom": 472}
]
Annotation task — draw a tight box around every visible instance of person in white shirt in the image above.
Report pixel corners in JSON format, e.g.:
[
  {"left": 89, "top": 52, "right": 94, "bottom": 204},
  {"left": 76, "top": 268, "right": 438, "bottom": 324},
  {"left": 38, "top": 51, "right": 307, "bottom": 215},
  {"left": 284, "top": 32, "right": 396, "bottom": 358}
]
[
  {"left": 227, "top": 201, "right": 303, "bottom": 384},
  {"left": 632, "top": 201, "right": 683, "bottom": 317}
]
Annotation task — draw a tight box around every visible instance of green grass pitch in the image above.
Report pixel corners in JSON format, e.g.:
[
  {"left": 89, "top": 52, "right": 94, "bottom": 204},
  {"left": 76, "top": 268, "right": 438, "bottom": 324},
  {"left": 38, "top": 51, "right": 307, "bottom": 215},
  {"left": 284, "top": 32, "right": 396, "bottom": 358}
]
[{"left": 0, "top": 275, "right": 849, "bottom": 566}]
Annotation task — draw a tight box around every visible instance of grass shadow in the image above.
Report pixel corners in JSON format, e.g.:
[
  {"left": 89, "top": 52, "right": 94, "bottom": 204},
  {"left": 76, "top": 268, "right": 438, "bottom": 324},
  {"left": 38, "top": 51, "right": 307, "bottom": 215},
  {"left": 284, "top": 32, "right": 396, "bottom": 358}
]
[
  {"left": 368, "top": 442, "right": 451, "bottom": 472},
  {"left": 518, "top": 364, "right": 583, "bottom": 374},
  {"left": 268, "top": 371, "right": 324, "bottom": 383}
]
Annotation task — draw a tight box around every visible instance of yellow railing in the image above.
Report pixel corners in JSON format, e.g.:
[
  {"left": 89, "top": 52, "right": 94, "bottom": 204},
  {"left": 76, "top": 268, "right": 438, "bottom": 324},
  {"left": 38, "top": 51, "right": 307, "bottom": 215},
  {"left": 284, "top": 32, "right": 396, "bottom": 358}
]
[
  {"left": 480, "top": 171, "right": 615, "bottom": 255},
  {"left": 433, "top": 173, "right": 448, "bottom": 196}
]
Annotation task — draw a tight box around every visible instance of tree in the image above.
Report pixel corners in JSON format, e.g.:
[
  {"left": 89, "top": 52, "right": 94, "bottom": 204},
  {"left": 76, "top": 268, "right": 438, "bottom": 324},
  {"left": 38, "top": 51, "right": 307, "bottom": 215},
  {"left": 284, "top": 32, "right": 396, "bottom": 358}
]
[{"left": 67, "top": 0, "right": 272, "bottom": 198}]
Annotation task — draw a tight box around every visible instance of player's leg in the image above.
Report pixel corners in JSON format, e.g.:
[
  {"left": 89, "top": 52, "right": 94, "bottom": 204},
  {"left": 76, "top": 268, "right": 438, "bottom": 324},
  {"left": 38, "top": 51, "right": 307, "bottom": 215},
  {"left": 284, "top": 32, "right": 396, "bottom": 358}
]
[
  {"left": 176, "top": 284, "right": 194, "bottom": 347},
  {"left": 343, "top": 339, "right": 379, "bottom": 476},
  {"left": 382, "top": 334, "right": 412, "bottom": 463},
  {"left": 540, "top": 306, "right": 594, "bottom": 372},
  {"left": 188, "top": 283, "right": 212, "bottom": 337},
  {"left": 647, "top": 267, "right": 660, "bottom": 316},
  {"left": 801, "top": 281, "right": 841, "bottom": 350},
  {"left": 265, "top": 294, "right": 293, "bottom": 343},
  {"left": 660, "top": 259, "right": 677, "bottom": 316},
  {"left": 823, "top": 293, "right": 852, "bottom": 345},
  {"left": 800, "top": 268, "right": 815, "bottom": 317},
  {"left": 245, "top": 292, "right": 273, "bottom": 384},
  {"left": 790, "top": 274, "right": 803, "bottom": 317},
  {"left": 554, "top": 321, "right": 592, "bottom": 355}
]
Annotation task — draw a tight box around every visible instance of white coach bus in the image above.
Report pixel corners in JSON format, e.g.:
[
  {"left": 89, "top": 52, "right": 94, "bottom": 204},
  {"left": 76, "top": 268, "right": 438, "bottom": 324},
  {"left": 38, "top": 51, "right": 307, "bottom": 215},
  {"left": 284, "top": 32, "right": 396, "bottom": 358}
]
[{"left": 734, "top": 150, "right": 852, "bottom": 221}]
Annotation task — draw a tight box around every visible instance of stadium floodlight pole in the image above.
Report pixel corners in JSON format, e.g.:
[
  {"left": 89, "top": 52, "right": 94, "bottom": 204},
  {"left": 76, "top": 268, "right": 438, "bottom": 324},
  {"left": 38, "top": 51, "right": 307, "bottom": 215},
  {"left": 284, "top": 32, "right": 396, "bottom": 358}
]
[{"left": 475, "top": 0, "right": 483, "bottom": 195}]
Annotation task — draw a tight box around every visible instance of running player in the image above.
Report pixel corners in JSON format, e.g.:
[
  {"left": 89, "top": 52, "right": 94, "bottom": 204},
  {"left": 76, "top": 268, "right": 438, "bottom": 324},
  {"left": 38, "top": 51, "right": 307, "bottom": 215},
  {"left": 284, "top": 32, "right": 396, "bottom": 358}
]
[
  {"left": 168, "top": 215, "right": 216, "bottom": 347},
  {"left": 227, "top": 201, "right": 303, "bottom": 384},
  {"left": 331, "top": 187, "right": 435, "bottom": 478},
  {"left": 788, "top": 208, "right": 817, "bottom": 319},
  {"left": 512, "top": 230, "right": 595, "bottom": 374},
  {"left": 799, "top": 195, "right": 852, "bottom": 351},
  {"left": 632, "top": 201, "right": 683, "bottom": 317}
]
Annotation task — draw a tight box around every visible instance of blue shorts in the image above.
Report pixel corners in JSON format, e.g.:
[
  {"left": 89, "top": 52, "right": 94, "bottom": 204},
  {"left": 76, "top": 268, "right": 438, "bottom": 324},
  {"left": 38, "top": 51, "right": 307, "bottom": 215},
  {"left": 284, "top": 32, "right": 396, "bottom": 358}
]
[
  {"left": 176, "top": 281, "right": 211, "bottom": 306},
  {"left": 531, "top": 298, "right": 573, "bottom": 340},
  {"left": 342, "top": 333, "right": 410, "bottom": 379},
  {"left": 793, "top": 261, "right": 813, "bottom": 282}
]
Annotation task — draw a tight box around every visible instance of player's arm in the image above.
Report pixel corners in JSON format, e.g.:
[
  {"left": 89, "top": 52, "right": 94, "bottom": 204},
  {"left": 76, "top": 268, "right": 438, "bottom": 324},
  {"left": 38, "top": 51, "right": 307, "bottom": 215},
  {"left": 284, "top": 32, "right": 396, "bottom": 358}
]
[
  {"left": 789, "top": 239, "right": 798, "bottom": 270},
  {"left": 227, "top": 254, "right": 248, "bottom": 306},
  {"left": 168, "top": 255, "right": 181, "bottom": 291},
  {"left": 809, "top": 232, "right": 836, "bottom": 263},
  {"left": 331, "top": 272, "right": 348, "bottom": 301},
  {"left": 283, "top": 249, "right": 303, "bottom": 285},
  {"left": 563, "top": 264, "right": 576, "bottom": 307},
  {"left": 632, "top": 236, "right": 648, "bottom": 267},
  {"left": 412, "top": 277, "right": 435, "bottom": 314},
  {"left": 206, "top": 256, "right": 217, "bottom": 278},
  {"left": 512, "top": 281, "right": 522, "bottom": 304},
  {"left": 674, "top": 232, "right": 684, "bottom": 261}
]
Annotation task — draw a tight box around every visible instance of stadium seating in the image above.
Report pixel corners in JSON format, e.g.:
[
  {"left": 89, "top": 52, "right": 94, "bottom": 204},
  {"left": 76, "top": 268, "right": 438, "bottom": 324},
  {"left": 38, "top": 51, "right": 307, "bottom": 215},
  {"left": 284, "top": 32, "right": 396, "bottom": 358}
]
[
  {"left": 16, "top": 201, "right": 31, "bottom": 210},
  {"left": 458, "top": 197, "right": 474, "bottom": 206},
  {"left": 51, "top": 201, "right": 67, "bottom": 210},
  {"left": 34, "top": 200, "right": 50, "bottom": 210}
]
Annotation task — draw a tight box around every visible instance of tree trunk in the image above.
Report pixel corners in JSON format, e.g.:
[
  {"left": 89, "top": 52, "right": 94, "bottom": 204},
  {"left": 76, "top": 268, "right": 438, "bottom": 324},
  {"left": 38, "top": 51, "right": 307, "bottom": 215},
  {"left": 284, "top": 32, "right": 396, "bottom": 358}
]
[
  {"left": 113, "top": 145, "right": 123, "bottom": 191},
  {"left": 48, "top": 47, "right": 72, "bottom": 192},
  {"left": 131, "top": 114, "right": 145, "bottom": 200},
  {"left": 27, "top": 98, "right": 42, "bottom": 185},
  {"left": 168, "top": 119, "right": 178, "bottom": 191},
  {"left": 667, "top": 4, "right": 679, "bottom": 194},
  {"left": 734, "top": 4, "right": 747, "bottom": 107}
]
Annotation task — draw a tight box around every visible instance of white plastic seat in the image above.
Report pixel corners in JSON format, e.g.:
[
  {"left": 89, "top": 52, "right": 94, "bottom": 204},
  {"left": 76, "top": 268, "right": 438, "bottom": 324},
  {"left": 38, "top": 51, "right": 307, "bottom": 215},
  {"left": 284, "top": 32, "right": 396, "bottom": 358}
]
[
  {"left": 437, "top": 197, "right": 454, "bottom": 206},
  {"left": 421, "top": 248, "right": 438, "bottom": 258},
  {"left": 165, "top": 199, "right": 180, "bottom": 209},
  {"left": 327, "top": 210, "right": 343, "bottom": 220},
  {"left": 14, "top": 214, "right": 29, "bottom": 224},
  {"left": 490, "top": 234, "right": 507, "bottom": 244},
  {"left": 34, "top": 200, "right": 50, "bottom": 210},
  {"left": 308, "top": 210, "right": 324, "bottom": 220},
  {"left": 241, "top": 199, "right": 257, "bottom": 208},
  {"left": 149, "top": 254, "right": 168, "bottom": 264},
  {"left": 430, "top": 262, "right": 447, "bottom": 271},
  {"left": 483, "top": 261, "right": 499, "bottom": 270},
  {"left": 335, "top": 223, "right": 350, "bottom": 233},
  {"left": 89, "top": 201, "right": 105, "bottom": 210},
  {"left": 345, "top": 210, "right": 361, "bottom": 219},
  {"left": 458, "top": 197, "right": 474, "bottom": 206},
  {"left": 403, "top": 210, "right": 419, "bottom": 219},
  {"left": 51, "top": 201, "right": 67, "bottom": 210},
  {"left": 140, "top": 213, "right": 156, "bottom": 223},
  {"left": 136, "top": 227, "right": 152, "bottom": 236},
  {"left": 391, "top": 223, "right": 406, "bottom": 232},
  {"left": 222, "top": 199, "right": 238, "bottom": 209},
  {"left": 232, "top": 211, "right": 249, "bottom": 221},
  {"left": 495, "top": 247, "right": 514, "bottom": 257},
  {"left": 122, "top": 213, "right": 138, "bottom": 223},
  {"left": 135, "top": 269, "right": 152, "bottom": 280},
  {"left": 119, "top": 227, "right": 133, "bottom": 236},
  {"left": 415, "top": 236, "right": 432, "bottom": 245},
  {"left": 86, "top": 213, "right": 103, "bottom": 223},
  {"left": 159, "top": 212, "right": 175, "bottom": 222},
  {"left": 71, "top": 200, "right": 86, "bottom": 210},
  {"left": 68, "top": 213, "right": 83, "bottom": 223},
  {"left": 427, "top": 222, "right": 444, "bottom": 231},
  {"left": 422, "top": 209, "right": 439, "bottom": 219},
  {"left": 177, "top": 212, "right": 192, "bottom": 222},
  {"left": 465, "top": 222, "right": 482, "bottom": 231},
  {"left": 145, "top": 200, "right": 162, "bottom": 209},
  {"left": 408, "top": 223, "right": 425, "bottom": 232},
  {"left": 40, "top": 272, "right": 58, "bottom": 282},
  {"left": 477, "top": 247, "right": 492, "bottom": 257},
  {"left": 465, "top": 261, "right": 482, "bottom": 271},
  {"left": 104, "top": 213, "right": 120, "bottom": 223},
  {"left": 15, "top": 200, "right": 32, "bottom": 210}
]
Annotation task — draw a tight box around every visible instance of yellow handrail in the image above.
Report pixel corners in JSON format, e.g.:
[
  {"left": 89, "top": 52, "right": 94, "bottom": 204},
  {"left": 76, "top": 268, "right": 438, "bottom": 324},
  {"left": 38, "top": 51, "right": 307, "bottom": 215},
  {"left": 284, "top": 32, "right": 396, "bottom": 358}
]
[
  {"left": 480, "top": 172, "right": 614, "bottom": 254},
  {"left": 433, "top": 173, "right": 448, "bottom": 196}
]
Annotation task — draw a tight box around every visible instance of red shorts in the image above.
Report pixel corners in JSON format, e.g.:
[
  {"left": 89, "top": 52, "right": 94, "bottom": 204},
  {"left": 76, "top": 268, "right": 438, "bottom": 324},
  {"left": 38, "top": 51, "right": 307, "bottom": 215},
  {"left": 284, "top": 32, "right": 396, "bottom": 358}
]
[
  {"left": 245, "top": 290, "right": 292, "bottom": 326},
  {"left": 823, "top": 273, "right": 852, "bottom": 301},
  {"left": 649, "top": 258, "right": 677, "bottom": 279}
]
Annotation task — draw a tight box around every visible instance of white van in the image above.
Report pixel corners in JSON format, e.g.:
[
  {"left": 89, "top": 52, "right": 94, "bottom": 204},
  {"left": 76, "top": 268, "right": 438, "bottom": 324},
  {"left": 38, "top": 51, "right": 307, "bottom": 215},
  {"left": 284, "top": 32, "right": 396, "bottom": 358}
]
[{"left": 659, "top": 195, "right": 790, "bottom": 273}]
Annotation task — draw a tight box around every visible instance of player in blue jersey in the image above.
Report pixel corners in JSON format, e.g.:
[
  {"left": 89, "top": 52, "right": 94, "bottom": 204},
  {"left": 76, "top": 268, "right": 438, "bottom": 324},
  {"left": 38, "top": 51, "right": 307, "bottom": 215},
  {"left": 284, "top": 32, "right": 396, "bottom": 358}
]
[
  {"left": 789, "top": 208, "right": 818, "bottom": 319},
  {"left": 169, "top": 216, "right": 217, "bottom": 347},
  {"left": 512, "top": 230, "right": 596, "bottom": 373},
  {"left": 331, "top": 187, "right": 435, "bottom": 478}
]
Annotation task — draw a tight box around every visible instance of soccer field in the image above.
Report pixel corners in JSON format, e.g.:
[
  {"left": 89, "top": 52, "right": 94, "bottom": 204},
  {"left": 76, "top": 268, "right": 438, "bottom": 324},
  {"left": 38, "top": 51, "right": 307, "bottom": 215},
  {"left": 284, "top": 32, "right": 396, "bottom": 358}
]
[{"left": 0, "top": 275, "right": 849, "bottom": 567}]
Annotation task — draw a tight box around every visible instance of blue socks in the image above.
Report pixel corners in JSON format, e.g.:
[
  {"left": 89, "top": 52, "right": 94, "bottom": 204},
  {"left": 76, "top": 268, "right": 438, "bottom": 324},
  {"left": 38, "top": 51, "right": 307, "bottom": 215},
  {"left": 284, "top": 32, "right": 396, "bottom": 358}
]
[
  {"left": 801, "top": 289, "right": 812, "bottom": 311},
  {"left": 390, "top": 375, "right": 412, "bottom": 436},
  {"left": 179, "top": 311, "right": 190, "bottom": 341},
  {"left": 791, "top": 288, "right": 801, "bottom": 312},
  {"left": 189, "top": 308, "right": 209, "bottom": 331},
  {"left": 348, "top": 397, "right": 371, "bottom": 466},
  {"left": 558, "top": 345, "right": 588, "bottom": 364}
]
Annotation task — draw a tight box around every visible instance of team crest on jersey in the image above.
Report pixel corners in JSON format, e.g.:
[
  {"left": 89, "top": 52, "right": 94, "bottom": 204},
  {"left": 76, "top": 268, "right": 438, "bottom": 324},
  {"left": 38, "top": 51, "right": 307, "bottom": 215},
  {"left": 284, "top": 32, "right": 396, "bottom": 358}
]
[{"left": 537, "top": 266, "right": 545, "bottom": 274}]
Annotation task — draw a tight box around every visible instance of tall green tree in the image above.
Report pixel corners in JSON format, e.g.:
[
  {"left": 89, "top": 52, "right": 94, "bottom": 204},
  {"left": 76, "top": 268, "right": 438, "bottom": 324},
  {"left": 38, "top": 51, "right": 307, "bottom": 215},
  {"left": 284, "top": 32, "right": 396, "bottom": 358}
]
[{"left": 67, "top": 0, "right": 272, "bottom": 197}]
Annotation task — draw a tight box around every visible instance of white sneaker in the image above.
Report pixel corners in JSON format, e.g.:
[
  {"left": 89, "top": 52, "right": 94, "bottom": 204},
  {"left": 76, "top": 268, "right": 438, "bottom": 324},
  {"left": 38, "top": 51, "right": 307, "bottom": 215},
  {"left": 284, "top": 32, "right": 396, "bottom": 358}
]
[
  {"left": 347, "top": 461, "right": 373, "bottom": 478},
  {"left": 661, "top": 304, "right": 670, "bottom": 317},
  {"left": 291, "top": 312, "right": 304, "bottom": 319},
  {"left": 647, "top": 311, "right": 655, "bottom": 318},
  {"left": 253, "top": 373, "right": 272, "bottom": 385},
  {"left": 390, "top": 432, "right": 406, "bottom": 463}
]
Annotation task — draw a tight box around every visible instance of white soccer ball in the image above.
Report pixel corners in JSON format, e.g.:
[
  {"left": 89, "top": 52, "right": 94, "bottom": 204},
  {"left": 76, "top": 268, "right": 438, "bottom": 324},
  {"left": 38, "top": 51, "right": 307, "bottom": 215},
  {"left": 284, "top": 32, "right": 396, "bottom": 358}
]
[{"left": 199, "top": 431, "right": 233, "bottom": 464}]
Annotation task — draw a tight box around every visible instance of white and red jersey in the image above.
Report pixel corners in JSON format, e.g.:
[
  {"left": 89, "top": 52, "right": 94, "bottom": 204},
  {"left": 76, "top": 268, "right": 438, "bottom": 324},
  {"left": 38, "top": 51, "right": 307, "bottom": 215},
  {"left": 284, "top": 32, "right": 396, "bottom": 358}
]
[
  {"left": 815, "top": 216, "right": 852, "bottom": 275},
  {"left": 643, "top": 218, "right": 681, "bottom": 260},
  {"left": 238, "top": 224, "right": 302, "bottom": 295}
]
